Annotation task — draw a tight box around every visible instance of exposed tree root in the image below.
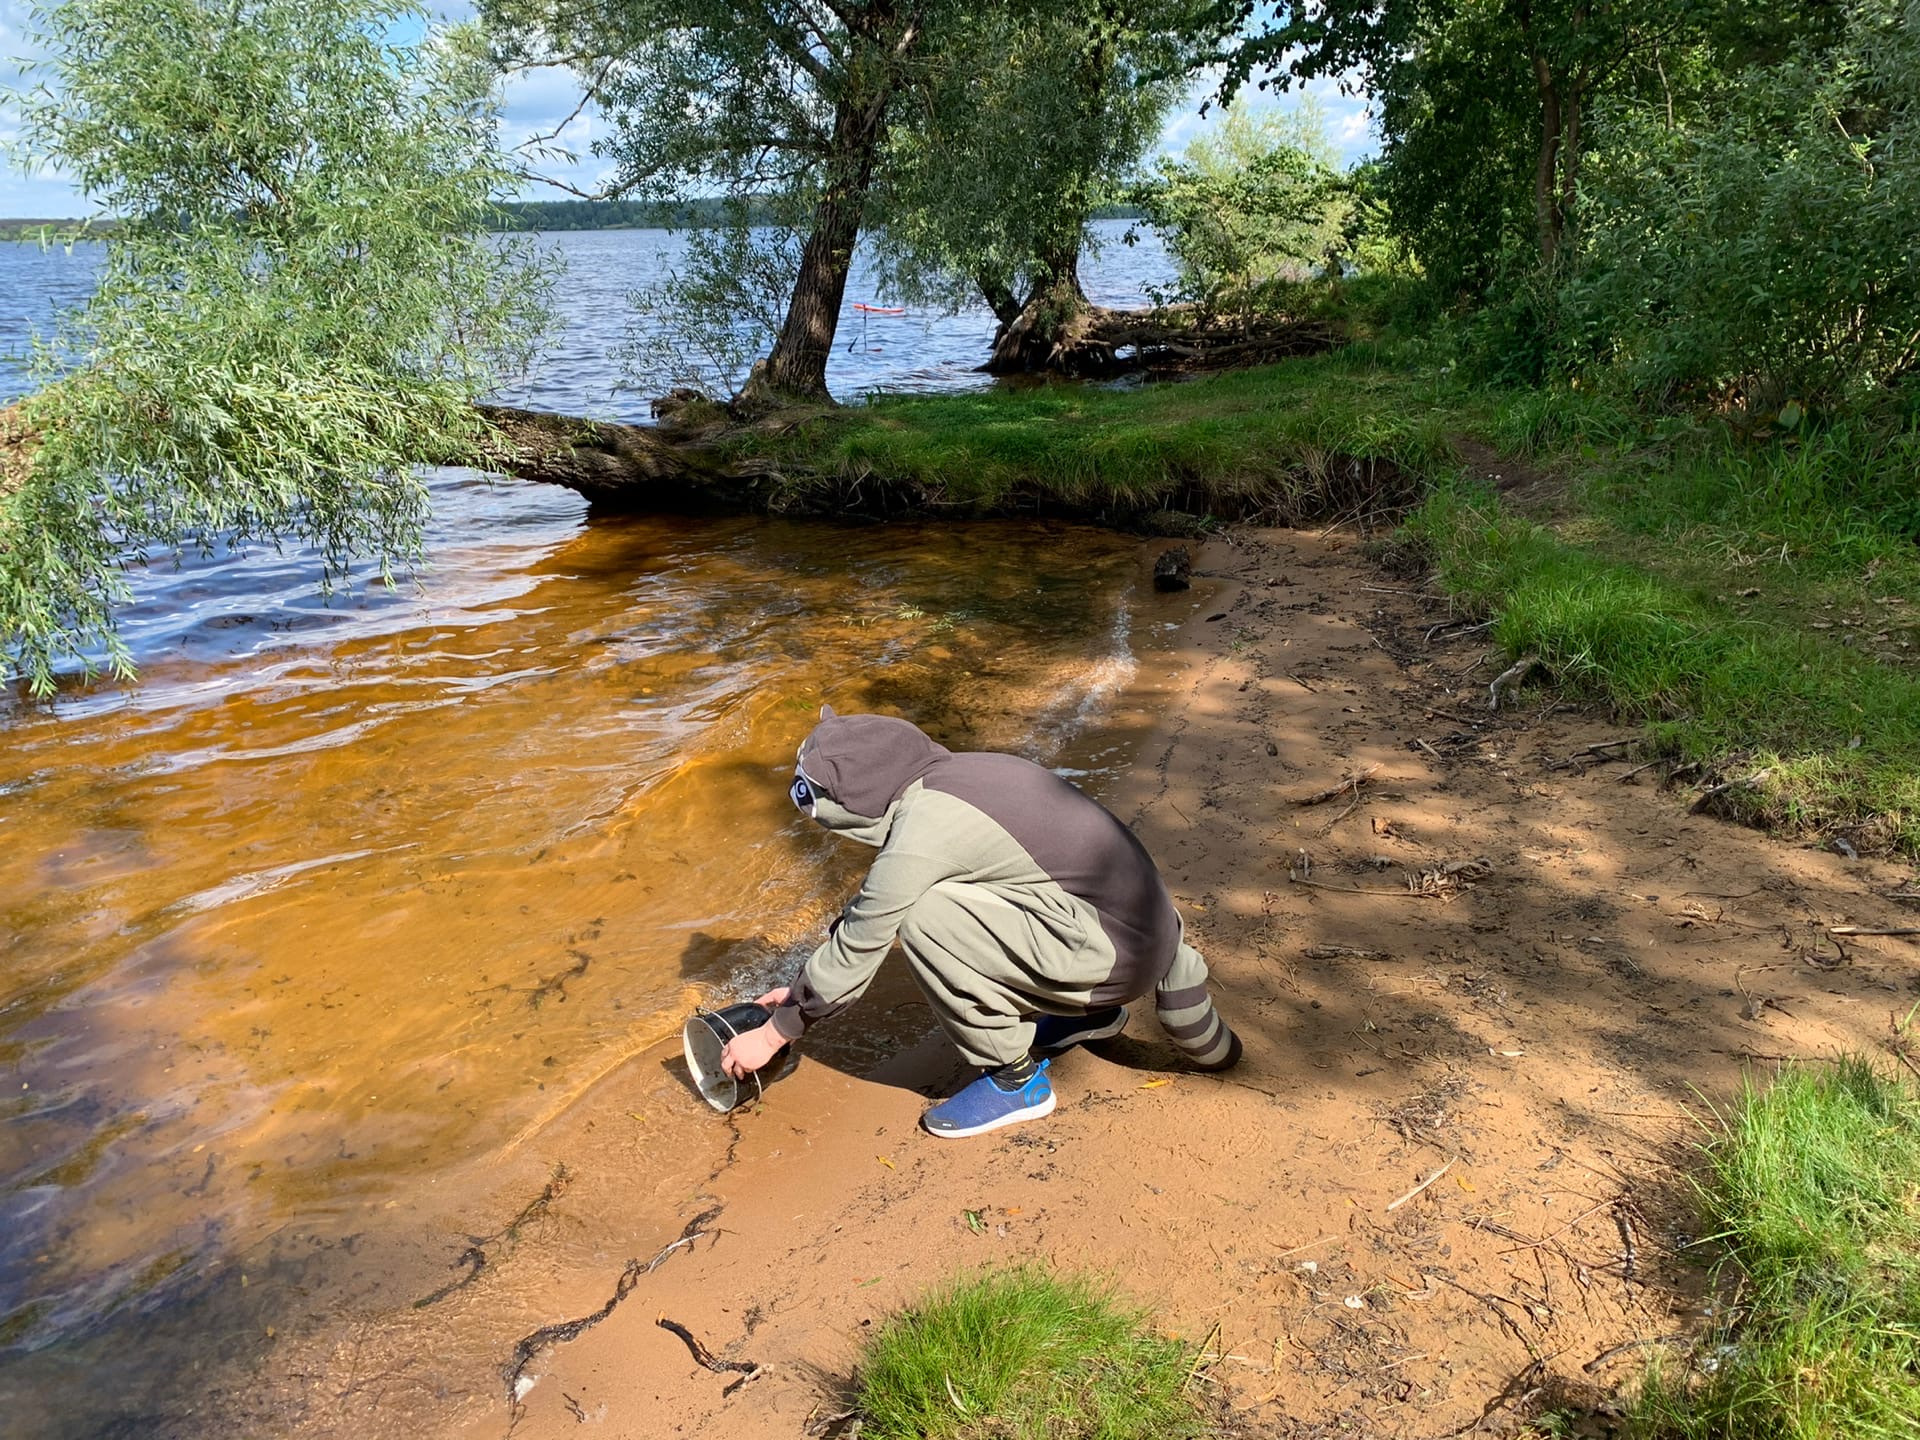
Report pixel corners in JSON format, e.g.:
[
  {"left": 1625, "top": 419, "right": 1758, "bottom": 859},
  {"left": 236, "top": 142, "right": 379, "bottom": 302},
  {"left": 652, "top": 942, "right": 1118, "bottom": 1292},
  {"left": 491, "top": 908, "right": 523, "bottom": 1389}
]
[{"left": 502, "top": 1203, "right": 723, "bottom": 1426}]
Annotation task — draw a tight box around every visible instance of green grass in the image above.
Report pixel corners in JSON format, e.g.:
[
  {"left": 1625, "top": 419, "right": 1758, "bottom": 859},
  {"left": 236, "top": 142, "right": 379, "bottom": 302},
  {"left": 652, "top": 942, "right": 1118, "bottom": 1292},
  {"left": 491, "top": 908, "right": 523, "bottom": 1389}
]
[
  {"left": 1629, "top": 1057, "right": 1920, "bottom": 1440},
  {"left": 1407, "top": 481, "right": 1920, "bottom": 851},
  {"left": 743, "top": 358, "right": 1455, "bottom": 520},
  {"left": 855, "top": 1266, "right": 1207, "bottom": 1440},
  {"left": 745, "top": 341, "right": 1920, "bottom": 856}
]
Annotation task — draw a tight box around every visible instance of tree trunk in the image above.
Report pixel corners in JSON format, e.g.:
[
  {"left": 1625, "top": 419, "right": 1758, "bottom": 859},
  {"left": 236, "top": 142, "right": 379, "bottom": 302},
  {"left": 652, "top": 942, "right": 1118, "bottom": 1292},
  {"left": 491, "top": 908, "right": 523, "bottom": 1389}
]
[
  {"left": 1559, "top": 84, "right": 1584, "bottom": 248},
  {"left": 975, "top": 270, "right": 1023, "bottom": 328},
  {"left": 984, "top": 250, "right": 1094, "bottom": 375},
  {"left": 1531, "top": 52, "right": 1565, "bottom": 266},
  {"left": 742, "top": 7, "right": 916, "bottom": 407},
  {"left": 744, "top": 125, "right": 877, "bottom": 404}
]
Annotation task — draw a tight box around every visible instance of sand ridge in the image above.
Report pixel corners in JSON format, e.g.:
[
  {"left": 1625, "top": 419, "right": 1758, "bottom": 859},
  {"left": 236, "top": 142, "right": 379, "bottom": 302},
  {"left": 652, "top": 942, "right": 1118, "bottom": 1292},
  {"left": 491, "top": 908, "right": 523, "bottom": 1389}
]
[{"left": 262, "top": 527, "right": 1919, "bottom": 1440}]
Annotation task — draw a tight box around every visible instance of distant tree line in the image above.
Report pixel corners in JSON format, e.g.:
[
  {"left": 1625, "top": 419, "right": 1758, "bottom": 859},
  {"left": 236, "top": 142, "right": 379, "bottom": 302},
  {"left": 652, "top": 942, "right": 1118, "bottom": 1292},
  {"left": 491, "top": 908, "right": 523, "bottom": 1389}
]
[{"left": 487, "top": 196, "right": 1145, "bottom": 233}]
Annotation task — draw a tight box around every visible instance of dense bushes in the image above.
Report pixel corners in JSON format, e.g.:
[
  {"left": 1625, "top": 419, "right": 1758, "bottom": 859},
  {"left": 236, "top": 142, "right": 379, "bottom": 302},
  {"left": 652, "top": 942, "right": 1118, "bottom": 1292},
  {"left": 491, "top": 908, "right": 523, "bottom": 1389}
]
[{"left": 1571, "top": 0, "right": 1920, "bottom": 412}]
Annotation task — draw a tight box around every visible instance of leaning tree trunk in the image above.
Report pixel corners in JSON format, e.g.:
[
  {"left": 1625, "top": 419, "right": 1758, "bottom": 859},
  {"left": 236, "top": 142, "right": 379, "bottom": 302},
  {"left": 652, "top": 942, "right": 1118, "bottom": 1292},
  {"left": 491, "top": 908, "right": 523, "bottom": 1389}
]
[
  {"left": 975, "top": 270, "right": 1024, "bottom": 329},
  {"left": 741, "top": 7, "right": 917, "bottom": 407},
  {"left": 743, "top": 128, "right": 878, "bottom": 404},
  {"left": 1531, "top": 51, "right": 1566, "bottom": 267}
]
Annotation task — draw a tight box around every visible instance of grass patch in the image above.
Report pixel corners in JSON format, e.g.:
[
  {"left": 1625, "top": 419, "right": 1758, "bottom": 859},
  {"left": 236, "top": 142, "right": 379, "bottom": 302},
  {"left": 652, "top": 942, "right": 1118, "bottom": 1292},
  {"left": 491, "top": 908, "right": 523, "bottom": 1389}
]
[
  {"left": 742, "top": 341, "right": 1920, "bottom": 855},
  {"left": 742, "top": 359, "right": 1454, "bottom": 521},
  {"left": 855, "top": 1266, "right": 1207, "bottom": 1440},
  {"left": 1407, "top": 482, "right": 1920, "bottom": 851},
  {"left": 1629, "top": 1056, "right": 1920, "bottom": 1440}
]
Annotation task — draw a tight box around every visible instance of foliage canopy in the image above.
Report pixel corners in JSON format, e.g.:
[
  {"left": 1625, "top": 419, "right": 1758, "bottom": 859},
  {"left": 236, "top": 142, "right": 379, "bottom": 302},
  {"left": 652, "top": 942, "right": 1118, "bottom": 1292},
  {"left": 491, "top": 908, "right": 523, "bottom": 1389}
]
[{"left": 3, "top": 0, "right": 549, "bottom": 695}]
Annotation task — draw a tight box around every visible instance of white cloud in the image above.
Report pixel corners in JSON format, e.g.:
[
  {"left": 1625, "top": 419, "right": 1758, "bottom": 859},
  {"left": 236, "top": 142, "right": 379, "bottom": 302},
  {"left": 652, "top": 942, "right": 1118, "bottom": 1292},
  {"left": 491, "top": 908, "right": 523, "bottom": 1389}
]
[{"left": 0, "top": 0, "right": 80, "bottom": 218}]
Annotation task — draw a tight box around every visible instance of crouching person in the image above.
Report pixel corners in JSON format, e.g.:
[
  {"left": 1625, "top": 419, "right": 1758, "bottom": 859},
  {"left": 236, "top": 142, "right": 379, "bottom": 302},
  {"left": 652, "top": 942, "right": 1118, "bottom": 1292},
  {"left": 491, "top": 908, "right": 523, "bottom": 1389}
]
[{"left": 721, "top": 709, "right": 1240, "bottom": 1137}]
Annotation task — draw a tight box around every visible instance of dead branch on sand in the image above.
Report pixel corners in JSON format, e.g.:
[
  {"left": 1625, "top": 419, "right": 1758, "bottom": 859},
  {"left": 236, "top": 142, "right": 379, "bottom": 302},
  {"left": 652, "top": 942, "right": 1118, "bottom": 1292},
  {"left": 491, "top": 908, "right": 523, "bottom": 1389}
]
[
  {"left": 1296, "top": 764, "right": 1381, "bottom": 806},
  {"left": 1486, "top": 655, "right": 1541, "bottom": 710},
  {"left": 1689, "top": 768, "right": 1773, "bottom": 814},
  {"left": 1385, "top": 1159, "right": 1457, "bottom": 1212}
]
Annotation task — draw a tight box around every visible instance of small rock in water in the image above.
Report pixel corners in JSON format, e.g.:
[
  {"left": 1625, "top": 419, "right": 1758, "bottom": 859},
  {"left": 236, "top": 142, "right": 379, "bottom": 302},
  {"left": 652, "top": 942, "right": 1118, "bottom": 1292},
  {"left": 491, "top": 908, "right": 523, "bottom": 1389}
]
[{"left": 1153, "top": 546, "right": 1193, "bottom": 592}]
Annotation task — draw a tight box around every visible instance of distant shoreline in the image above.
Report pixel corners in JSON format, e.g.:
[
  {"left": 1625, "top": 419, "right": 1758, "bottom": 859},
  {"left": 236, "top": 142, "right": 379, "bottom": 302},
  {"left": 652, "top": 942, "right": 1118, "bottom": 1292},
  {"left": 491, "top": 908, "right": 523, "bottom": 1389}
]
[{"left": 1, "top": 199, "right": 1149, "bottom": 241}]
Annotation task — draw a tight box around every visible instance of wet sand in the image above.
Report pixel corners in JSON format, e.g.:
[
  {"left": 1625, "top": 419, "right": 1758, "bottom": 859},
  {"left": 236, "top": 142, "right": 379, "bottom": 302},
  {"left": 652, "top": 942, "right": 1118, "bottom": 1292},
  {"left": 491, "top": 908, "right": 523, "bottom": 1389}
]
[{"left": 16, "top": 526, "right": 1920, "bottom": 1439}]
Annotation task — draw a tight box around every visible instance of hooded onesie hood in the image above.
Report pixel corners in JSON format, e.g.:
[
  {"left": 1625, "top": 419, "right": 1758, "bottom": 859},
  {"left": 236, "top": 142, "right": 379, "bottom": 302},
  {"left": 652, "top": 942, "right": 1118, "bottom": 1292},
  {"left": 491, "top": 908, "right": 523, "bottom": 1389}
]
[{"left": 796, "top": 710, "right": 951, "bottom": 846}]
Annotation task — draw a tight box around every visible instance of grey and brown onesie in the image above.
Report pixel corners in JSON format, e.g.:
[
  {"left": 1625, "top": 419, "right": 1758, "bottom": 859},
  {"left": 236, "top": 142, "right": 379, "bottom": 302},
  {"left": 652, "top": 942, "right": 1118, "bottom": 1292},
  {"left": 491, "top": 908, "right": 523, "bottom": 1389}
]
[{"left": 769, "top": 711, "right": 1238, "bottom": 1071}]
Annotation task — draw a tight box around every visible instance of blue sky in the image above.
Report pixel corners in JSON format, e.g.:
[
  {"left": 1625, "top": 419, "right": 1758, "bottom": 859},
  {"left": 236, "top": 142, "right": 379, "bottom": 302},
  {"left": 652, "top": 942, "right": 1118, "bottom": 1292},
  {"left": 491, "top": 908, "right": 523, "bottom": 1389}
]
[{"left": 0, "top": 1, "right": 1376, "bottom": 219}]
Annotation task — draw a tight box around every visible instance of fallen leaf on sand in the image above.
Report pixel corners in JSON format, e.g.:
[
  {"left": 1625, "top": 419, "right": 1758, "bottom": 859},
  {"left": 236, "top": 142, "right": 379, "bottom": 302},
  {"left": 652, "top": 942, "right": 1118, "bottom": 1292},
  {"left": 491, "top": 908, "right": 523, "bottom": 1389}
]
[
  {"left": 876, "top": 1156, "right": 894, "bottom": 1170},
  {"left": 1139, "top": 1078, "right": 1174, "bottom": 1089}
]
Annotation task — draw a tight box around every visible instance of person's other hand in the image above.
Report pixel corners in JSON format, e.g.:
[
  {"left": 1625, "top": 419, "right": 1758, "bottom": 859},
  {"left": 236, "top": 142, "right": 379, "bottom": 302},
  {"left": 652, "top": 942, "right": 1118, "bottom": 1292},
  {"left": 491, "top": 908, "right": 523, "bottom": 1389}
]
[
  {"left": 721, "top": 1020, "right": 786, "bottom": 1080},
  {"left": 755, "top": 984, "right": 793, "bottom": 1009}
]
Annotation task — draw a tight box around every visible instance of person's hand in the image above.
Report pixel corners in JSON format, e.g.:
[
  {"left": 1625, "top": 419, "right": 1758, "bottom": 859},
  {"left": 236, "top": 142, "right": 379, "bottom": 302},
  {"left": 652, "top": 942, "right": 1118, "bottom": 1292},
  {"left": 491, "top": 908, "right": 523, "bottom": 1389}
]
[
  {"left": 721, "top": 1020, "right": 787, "bottom": 1080},
  {"left": 755, "top": 984, "right": 794, "bottom": 1009}
]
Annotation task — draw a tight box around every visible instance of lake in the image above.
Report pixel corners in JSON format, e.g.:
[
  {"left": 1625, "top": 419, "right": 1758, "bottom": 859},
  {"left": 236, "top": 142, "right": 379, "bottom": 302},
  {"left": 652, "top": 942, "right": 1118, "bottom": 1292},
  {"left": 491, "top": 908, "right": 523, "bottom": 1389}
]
[
  {"left": 0, "top": 221, "right": 1178, "bottom": 414},
  {"left": 0, "top": 225, "right": 1186, "bottom": 1436}
]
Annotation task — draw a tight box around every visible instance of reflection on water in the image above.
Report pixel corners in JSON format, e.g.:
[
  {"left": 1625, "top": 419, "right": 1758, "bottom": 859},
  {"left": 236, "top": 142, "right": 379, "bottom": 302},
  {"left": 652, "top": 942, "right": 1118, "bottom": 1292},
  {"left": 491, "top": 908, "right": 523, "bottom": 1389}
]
[{"left": 0, "top": 468, "right": 1153, "bottom": 1377}]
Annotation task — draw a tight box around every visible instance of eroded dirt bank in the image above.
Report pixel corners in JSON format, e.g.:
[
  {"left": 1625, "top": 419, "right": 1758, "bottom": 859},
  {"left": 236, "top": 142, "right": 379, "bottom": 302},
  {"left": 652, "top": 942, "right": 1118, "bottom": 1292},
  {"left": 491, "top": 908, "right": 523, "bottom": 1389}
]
[{"left": 265, "top": 528, "right": 1919, "bottom": 1440}]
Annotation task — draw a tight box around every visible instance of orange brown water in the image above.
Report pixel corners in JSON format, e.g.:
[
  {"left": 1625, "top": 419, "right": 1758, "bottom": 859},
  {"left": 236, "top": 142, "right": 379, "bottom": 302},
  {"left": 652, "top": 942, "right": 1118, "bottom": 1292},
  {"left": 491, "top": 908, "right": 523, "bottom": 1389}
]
[{"left": 0, "top": 472, "right": 1158, "bottom": 1420}]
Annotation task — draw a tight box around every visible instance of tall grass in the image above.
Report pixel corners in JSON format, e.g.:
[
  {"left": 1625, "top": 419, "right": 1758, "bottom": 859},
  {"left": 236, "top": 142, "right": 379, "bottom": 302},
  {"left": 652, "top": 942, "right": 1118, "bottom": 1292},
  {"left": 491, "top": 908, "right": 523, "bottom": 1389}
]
[
  {"left": 856, "top": 1266, "right": 1206, "bottom": 1440},
  {"left": 1631, "top": 1058, "right": 1920, "bottom": 1440}
]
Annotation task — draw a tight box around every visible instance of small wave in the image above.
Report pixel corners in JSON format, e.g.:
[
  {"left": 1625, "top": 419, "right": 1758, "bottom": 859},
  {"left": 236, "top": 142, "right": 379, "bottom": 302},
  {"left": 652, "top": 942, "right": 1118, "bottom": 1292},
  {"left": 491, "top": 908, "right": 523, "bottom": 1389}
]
[
  {"left": 1025, "top": 591, "right": 1139, "bottom": 763},
  {"left": 167, "top": 845, "right": 411, "bottom": 914}
]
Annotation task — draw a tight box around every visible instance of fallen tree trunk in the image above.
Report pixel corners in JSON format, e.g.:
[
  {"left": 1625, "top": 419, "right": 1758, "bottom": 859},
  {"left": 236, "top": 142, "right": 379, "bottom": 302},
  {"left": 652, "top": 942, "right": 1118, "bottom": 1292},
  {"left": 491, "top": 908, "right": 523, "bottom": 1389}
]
[
  {"left": 983, "top": 302, "right": 1340, "bottom": 379},
  {"left": 474, "top": 403, "right": 746, "bottom": 509},
  {"left": 474, "top": 402, "right": 938, "bottom": 518},
  {"left": 8, "top": 308, "right": 1349, "bottom": 520}
]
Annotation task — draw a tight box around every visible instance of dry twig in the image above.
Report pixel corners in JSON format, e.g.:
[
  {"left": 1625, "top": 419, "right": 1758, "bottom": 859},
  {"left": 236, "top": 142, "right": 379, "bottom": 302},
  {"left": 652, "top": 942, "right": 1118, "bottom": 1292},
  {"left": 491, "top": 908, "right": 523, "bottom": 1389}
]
[
  {"left": 1690, "top": 768, "right": 1772, "bottom": 814},
  {"left": 1297, "top": 764, "right": 1381, "bottom": 807},
  {"left": 1385, "top": 1159, "right": 1456, "bottom": 1211},
  {"left": 1486, "top": 655, "right": 1540, "bottom": 710}
]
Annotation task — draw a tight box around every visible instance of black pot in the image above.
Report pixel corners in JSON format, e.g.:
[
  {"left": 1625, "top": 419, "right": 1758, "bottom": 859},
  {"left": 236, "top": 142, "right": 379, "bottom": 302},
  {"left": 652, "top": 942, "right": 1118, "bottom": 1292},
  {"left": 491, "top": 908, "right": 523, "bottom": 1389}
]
[{"left": 682, "top": 1002, "right": 795, "bottom": 1112}]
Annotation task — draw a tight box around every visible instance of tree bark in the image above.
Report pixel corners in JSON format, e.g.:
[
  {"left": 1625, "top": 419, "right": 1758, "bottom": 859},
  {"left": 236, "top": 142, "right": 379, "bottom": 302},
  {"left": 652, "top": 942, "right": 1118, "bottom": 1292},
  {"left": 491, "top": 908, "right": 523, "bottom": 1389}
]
[
  {"left": 1532, "top": 51, "right": 1565, "bottom": 266},
  {"left": 975, "top": 270, "right": 1024, "bottom": 328},
  {"left": 744, "top": 107, "right": 882, "bottom": 404},
  {"left": 742, "top": 5, "right": 917, "bottom": 406}
]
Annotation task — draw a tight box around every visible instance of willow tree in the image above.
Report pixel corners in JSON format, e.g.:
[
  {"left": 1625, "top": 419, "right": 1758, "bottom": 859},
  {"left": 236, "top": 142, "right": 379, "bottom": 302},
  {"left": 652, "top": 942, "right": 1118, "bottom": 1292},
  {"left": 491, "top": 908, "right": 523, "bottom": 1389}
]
[
  {"left": 866, "top": 1, "right": 1209, "bottom": 373},
  {"left": 2, "top": 0, "right": 550, "bottom": 694},
  {"left": 485, "top": 0, "right": 967, "bottom": 403}
]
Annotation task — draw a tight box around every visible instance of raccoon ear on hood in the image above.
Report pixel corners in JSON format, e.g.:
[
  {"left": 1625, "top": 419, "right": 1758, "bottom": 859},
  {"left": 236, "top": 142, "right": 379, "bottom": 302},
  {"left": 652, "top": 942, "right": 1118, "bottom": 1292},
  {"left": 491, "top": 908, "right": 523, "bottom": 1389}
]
[{"left": 795, "top": 712, "right": 950, "bottom": 821}]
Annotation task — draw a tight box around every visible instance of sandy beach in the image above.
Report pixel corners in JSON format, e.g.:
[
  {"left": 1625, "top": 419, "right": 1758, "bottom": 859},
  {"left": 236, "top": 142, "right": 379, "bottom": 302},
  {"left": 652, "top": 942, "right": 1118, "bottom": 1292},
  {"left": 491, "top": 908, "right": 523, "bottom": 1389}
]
[{"left": 223, "top": 527, "right": 1919, "bottom": 1440}]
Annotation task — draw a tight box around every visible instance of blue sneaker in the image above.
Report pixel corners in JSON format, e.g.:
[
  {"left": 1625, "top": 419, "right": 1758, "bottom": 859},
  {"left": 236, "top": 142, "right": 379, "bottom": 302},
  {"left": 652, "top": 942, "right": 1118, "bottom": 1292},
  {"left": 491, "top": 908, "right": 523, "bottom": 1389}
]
[
  {"left": 923, "top": 1061, "right": 1055, "bottom": 1139},
  {"left": 1031, "top": 1006, "right": 1128, "bottom": 1057}
]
